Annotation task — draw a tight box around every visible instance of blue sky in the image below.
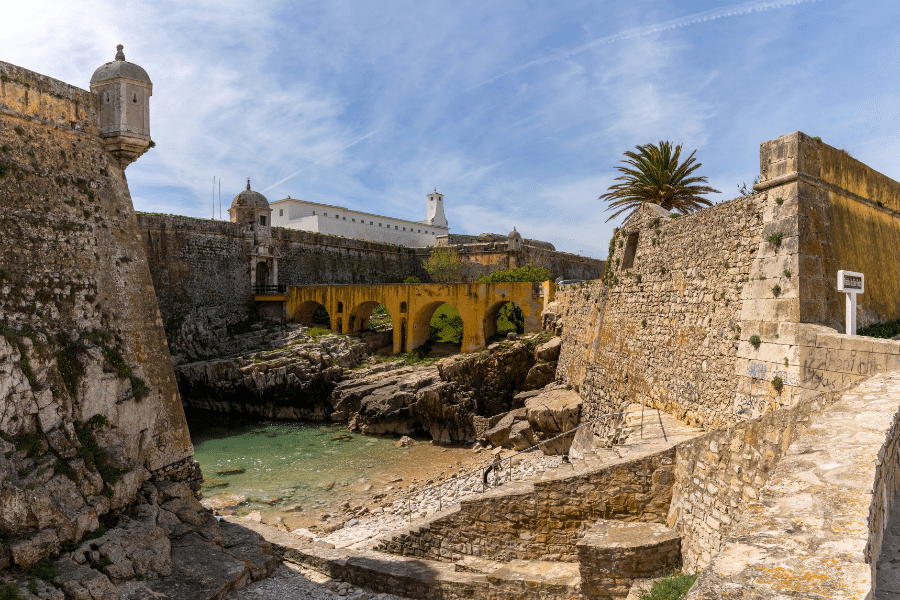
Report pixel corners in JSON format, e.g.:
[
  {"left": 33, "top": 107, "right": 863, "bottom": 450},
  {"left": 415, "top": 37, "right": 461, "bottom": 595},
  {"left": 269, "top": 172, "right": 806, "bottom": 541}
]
[{"left": 4, "top": 0, "right": 899, "bottom": 256}]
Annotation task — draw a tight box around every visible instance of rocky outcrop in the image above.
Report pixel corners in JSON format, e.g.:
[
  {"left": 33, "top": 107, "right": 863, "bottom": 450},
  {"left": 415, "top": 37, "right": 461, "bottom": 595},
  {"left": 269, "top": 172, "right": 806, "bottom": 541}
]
[
  {"left": 51, "top": 479, "right": 278, "bottom": 600},
  {"left": 526, "top": 389, "right": 583, "bottom": 455},
  {"left": 176, "top": 327, "right": 370, "bottom": 420},
  {"left": 329, "top": 334, "right": 558, "bottom": 444}
]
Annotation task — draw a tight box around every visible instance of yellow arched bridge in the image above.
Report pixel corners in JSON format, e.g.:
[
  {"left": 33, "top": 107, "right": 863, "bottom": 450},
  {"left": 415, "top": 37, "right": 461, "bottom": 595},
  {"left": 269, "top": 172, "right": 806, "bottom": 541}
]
[{"left": 278, "top": 282, "right": 555, "bottom": 354}]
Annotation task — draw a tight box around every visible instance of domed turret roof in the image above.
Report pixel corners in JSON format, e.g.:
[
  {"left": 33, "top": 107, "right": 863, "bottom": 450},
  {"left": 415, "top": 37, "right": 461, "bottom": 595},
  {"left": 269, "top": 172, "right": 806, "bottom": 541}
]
[
  {"left": 231, "top": 179, "right": 269, "bottom": 209},
  {"left": 91, "top": 45, "right": 151, "bottom": 84},
  {"left": 508, "top": 227, "right": 522, "bottom": 239}
]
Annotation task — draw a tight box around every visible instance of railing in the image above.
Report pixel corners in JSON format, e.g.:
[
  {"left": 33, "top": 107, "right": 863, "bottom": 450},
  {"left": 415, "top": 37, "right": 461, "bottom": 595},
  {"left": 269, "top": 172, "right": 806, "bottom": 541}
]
[
  {"left": 395, "top": 409, "right": 632, "bottom": 522},
  {"left": 253, "top": 284, "right": 287, "bottom": 295}
]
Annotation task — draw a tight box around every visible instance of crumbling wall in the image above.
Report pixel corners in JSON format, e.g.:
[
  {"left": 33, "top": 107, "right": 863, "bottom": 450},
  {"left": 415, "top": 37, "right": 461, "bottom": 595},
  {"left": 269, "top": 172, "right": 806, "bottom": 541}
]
[{"left": 0, "top": 61, "right": 194, "bottom": 567}]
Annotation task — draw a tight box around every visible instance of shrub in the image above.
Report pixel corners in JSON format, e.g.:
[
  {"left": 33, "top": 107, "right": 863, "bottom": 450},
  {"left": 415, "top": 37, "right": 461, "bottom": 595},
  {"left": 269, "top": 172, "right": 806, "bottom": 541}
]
[
  {"left": 641, "top": 319, "right": 647, "bottom": 328},
  {"left": 477, "top": 264, "right": 551, "bottom": 284},
  {"left": 749, "top": 335, "right": 761, "bottom": 349},
  {"left": 772, "top": 284, "right": 782, "bottom": 297},
  {"left": 638, "top": 571, "right": 697, "bottom": 600},
  {"left": 783, "top": 269, "right": 791, "bottom": 279},
  {"left": 857, "top": 319, "right": 900, "bottom": 339},
  {"left": 423, "top": 246, "right": 464, "bottom": 283},
  {"left": 402, "top": 276, "right": 421, "bottom": 284},
  {"left": 775, "top": 196, "right": 784, "bottom": 205},
  {"left": 0, "top": 581, "right": 23, "bottom": 600},
  {"left": 767, "top": 231, "right": 783, "bottom": 247},
  {"left": 27, "top": 557, "right": 59, "bottom": 581}
]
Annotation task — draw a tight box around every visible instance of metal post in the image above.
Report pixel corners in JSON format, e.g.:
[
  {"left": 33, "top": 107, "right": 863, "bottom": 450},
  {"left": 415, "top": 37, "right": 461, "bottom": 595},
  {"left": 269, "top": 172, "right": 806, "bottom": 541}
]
[{"left": 846, "top": 292, "right": 857, "bottom": 335}]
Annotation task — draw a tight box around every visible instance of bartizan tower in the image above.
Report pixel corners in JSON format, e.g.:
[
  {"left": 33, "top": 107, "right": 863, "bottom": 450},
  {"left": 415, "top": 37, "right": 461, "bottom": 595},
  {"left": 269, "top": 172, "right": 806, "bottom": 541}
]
[{"left": 90, "top": 44, "right": 152, "bottom": 168}]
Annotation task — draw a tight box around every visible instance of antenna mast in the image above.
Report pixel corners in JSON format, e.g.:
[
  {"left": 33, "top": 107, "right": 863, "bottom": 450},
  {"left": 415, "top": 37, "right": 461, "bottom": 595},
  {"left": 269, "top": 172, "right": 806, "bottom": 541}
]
[
  {"left": 212, "top": 176, "right": 215, "bottom": 220},
  {"left": 219, "top": 178, "right": 222, "bottom": 220}
]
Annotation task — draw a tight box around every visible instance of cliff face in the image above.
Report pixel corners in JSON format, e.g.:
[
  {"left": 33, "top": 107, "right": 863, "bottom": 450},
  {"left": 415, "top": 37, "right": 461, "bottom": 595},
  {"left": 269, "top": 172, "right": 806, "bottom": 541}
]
[{"left": 0, "top": 62, "right": 195, "bottom": 566}]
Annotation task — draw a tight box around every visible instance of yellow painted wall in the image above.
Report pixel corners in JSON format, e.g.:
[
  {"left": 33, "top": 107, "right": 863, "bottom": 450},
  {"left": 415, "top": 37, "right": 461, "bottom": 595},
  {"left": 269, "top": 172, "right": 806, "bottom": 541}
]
[
  {"left": 818, "top": 142, "right": 900, "bottom": 212},
  {"left": 825, "top": 192, "right": 900, "bottom": 326},
  {"left": 285, "top": 282, "right": 546, "bottom": 353}
]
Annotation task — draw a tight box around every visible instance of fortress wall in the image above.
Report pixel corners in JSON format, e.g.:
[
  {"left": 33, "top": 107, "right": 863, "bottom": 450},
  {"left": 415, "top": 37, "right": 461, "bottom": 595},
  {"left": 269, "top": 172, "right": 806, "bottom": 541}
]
[
  {"left": 758, "top": 132, "right": 900, "bottom": 330},
  {"left": 0, "top": 62, "right": 194, "bottom": 563},
  {"left": 137, "top": 214, "right": 427, "bottom": 363},
  {"left": 413, "top": 243, "right": 605, "bottom": 282},
  {"left": 552, "top": 194, "right": 769, "bottom": 430},
  {"left": 551, "top": 132, "right": 900, "bottom": 433}
]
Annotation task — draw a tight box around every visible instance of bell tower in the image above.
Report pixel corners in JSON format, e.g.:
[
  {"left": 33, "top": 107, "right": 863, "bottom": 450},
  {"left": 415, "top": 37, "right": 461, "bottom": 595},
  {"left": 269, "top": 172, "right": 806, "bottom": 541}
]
[{"left": 90, "top": 45, "right": 153, "bottom": 169}]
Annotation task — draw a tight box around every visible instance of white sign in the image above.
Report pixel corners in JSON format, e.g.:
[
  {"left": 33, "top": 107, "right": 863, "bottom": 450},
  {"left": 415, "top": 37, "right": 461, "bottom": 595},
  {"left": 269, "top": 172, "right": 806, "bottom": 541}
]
[
  {"left": 837, "top": 270, "right": 864, "bottom": 293},
  {"left": 837, "top": 270, "right": 864, "bottom": 335}
]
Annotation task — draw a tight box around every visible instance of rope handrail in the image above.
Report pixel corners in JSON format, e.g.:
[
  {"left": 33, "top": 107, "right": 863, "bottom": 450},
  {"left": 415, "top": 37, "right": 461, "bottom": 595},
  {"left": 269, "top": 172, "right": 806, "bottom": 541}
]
[{"left": 394, "top": 409, "right": 633, "bottom": 516}]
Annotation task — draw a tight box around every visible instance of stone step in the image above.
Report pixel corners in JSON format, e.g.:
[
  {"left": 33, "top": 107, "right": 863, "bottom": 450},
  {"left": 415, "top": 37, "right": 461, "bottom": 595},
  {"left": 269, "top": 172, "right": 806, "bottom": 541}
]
[{"left": 235, "top": 520, "right": 581, "bottom": 600}]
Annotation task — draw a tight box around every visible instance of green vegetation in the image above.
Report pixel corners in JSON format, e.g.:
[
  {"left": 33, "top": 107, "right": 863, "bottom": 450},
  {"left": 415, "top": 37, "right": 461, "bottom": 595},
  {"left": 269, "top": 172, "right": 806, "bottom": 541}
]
[
  {"left": 27, "top": 557, "right": 59, "bottom": 581},
  {"left": 737, "top": 176, "right": 760, "bottom": 197},
  {"left": 0, "top": 581, "right": 23, "bottom": 600},
  {"left": 99, "top": 345, "right": 150, "bottom": 400},
  {"left": 772, "top": 376, "right": 784, "bottom": 392},
  {"left": 402, "top": 276, "right": 421, "bottom": 283},
  {"left": 772, "top": 284, "right": 782, "bottom": 297},
  {"left": 496, "top": 303, "right": 524, "bottom": 336},
  {"left": 54, "top": 459, "right": 78, "bottom": 481},
  {"left": 56, "top": 333, "right": 149, "bottom": 400},
  {"left": 430, "top": 304, "right": 463, "bottom": 343},
  {"left": 637, "top": 572, "right": 697, "bottom": 600},
  {"left": 422, "top": 246, "right": 464, "bottom": 283},
  {"left": 367, "top": 304, "right": 392, "bottom": 332},
  {"left": 767, "top": 231, "right": 783, "bottom": 247},
  {"left": 477, "top": 264, "right": 550, "bottom": 283},
  {"left": 857, "top": 319, "right": 900, "bottom": 339},
  {"left": 749, "top": 335, "right": 761, "bottom": 349},
  {"left": 775, "top": 196, "right": 784, "bottom": 205},
  {"left": 75, "top": 414, "right": 129, "bottom": 486},
  {"left": 305, "top": 327, "right": 331, "bottom": 340},
  {"left": 783, "top": 269, "right": 791, "bottom": 279},
  {"left": 599, "top": 140, "right": 720, "bottom": 223}
]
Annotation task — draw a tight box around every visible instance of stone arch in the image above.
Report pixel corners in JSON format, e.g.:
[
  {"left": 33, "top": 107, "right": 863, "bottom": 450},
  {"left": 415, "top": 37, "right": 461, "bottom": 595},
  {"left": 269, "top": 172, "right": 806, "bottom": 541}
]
[
  {"left": 291, "top": 300, "right": 331, "bottom": 329},
  {"left": 484, "top": 300, "right": 524, "bottom": 342},
  {"left": 411, "top": 301, "right": 463, "bottom": 351},
  {"left": 348, "top": 300, "right": 391, "bottom": 334}
]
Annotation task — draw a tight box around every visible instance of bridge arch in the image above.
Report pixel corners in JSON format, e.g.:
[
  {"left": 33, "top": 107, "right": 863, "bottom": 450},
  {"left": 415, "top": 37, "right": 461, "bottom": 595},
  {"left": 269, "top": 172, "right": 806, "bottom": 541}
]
[
  {"left": 484, "top": 300, "right": 525, "bottom": 342},
  {"left": 409, "top": 300, "right": 465, "bottom": 352},
  {"left": 291, "top": 300, "right": 332, "bottom": 330},
  {"left": 347, "top": 300, "right": 393, "bottom": 334}
]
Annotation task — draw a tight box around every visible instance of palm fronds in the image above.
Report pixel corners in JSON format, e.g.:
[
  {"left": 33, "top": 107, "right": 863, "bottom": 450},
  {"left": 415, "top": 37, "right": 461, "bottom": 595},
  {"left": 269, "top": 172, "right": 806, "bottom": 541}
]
[{"left": 600, "top": 141, "right": 720, "bottom": 223}]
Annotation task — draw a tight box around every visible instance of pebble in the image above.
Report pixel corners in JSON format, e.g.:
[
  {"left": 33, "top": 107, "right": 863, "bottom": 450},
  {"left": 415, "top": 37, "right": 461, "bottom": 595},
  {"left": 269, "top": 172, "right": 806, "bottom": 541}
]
[{"left": 224, "top": 563, "right": 412, "bottom": 600}]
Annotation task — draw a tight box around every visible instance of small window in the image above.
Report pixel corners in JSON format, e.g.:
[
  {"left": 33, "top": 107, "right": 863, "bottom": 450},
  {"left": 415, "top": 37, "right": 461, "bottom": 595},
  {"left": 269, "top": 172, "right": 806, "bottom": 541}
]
[
  {"left": 370, "top": 221, "right": 373, "bottom": 225},
  {"left": 337, "top": 302, "right": 344, "bottom": 313},
  {"left": 400, "top": 302, "right": 408, "bottom": 312},
  {"left": 395, "top": 226, "right": 398, "bottom": 230},
  {"left": 259, "top": 215, "right": 266, "bottom": 226},
  {"left": 622, "top": 232, "right": 639, "bottom": 270},
  {"left": 352, "top": 218, "right": 356, "bottom": 222},
  {"left": 279, "top": 209, "right": 283, "bottom": 216},
  {"left": 379, "top": 223, "right": 382, "bottom": 227},
  {"left": 343, "top": 217, "right": 346, "bottom": 220},
  {"left": 323, "top": 213, "right": 327, "bottom": 217},
  {"left": 132, "top": 93, "right": 137, "bottom": 103},
  {"left": 403, "top": 227, "right": 406, "bottom": 231}
]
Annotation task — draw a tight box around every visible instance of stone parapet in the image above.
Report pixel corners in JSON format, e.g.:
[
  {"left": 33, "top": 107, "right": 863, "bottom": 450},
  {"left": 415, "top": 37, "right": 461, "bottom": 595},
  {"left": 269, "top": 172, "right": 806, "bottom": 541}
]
[{"left": 577, "top": 520, "right": 681, "bottom": 600}]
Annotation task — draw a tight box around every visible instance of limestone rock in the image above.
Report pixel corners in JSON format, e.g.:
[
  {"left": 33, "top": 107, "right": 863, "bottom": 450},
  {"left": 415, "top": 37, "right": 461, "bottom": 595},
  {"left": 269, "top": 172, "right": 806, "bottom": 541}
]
[
  {"left": 485, "top": 409, "right": 528, "bottom": 448},
  {"left": 396, "top": 436, "right": 415, "bottom": 447},
  {"left": 522, "top": 362, "right": 557, "bottom": 391},
  {"left": 525, "top": 389, "right": 583, "bottom": 455},
  {"left": 536, "top": 337, "right": 562, "bottom": 362},
  {"left": 508, "top": 420, "right": 536, "bottom": 451}
]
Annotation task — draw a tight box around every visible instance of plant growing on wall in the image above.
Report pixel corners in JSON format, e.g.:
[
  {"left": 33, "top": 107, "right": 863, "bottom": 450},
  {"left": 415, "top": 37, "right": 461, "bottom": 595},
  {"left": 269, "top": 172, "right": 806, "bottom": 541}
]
[
  {"left": 423, "top": 246, "right": 464, "bottom": 283},
  {"left": 477, "top": 264, "right": 550, "bottom": 283},
  {"left": 772, "top": 284, "right": 782, "bottom": 297},
  {"left": 767, "top": 231, "right": 783, "bottom": 247},
  {"left": 749, "top": 335, "right": 761, "bottom": 349},
  {"left": 599, "top": 140, "right": 720, "bottom": 223},
  {"left": 772, "top": 376, "right": 784, "bottom": 392}
]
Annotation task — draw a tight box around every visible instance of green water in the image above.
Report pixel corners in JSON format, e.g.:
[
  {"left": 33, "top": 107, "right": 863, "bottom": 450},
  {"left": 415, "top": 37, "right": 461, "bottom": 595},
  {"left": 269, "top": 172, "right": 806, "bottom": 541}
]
[{"left": 187, "top": 412, "right": 436, "bottom": 517}]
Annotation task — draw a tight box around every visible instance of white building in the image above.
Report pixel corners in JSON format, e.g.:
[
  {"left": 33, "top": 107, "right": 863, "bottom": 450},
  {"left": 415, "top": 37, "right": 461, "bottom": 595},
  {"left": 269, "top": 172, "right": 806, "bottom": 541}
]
[{"left": 271, "top": 189, "right": 449, "bottom": 247}]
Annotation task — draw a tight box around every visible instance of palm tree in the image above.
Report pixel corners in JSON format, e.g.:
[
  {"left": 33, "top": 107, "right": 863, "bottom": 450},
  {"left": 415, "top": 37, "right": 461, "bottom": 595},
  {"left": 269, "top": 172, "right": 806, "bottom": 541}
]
[{"left": 599, "top": 141, "right": 720, "bottom": 223}]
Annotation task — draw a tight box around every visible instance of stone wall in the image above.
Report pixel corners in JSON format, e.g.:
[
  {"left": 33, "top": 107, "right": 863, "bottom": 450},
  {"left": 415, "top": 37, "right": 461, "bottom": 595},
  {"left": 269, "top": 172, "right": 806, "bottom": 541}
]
[
  {"left": 0, "top": 61, "right": 194, "bottom": 565},
  {"left": 685, "top": 372, "right": 900, "bottom": 599},
  {"left": 376, "top": 448, "right": 675, "bottom": 563},
  {"left": 550, "top": 132, "right": 900, "bottom": 432},
  {"left": 551, "top": 196, "right": 767, "bottom": 430},
  {"left": 416, "top": 242, "right": 604, "bottom": 282},
  {"left": 137, "top": 213, "right": 427, "bottom": 363},
  {"left": 668, "top": 388, "right": 843, "bottom": 571}
]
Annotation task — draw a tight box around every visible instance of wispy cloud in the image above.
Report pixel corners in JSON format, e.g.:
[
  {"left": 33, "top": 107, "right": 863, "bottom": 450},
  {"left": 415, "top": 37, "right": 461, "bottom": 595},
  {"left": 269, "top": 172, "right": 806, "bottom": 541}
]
[{"left": 466, "top": 0, "right": 820, "bottom": 92}]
